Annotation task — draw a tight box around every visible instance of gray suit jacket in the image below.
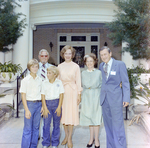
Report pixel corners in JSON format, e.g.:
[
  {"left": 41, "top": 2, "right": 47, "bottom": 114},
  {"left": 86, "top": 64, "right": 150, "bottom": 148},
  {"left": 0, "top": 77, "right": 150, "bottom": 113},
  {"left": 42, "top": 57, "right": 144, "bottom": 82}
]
[{"left": 99, "top": 58, "right": 130, "bottom": 106}]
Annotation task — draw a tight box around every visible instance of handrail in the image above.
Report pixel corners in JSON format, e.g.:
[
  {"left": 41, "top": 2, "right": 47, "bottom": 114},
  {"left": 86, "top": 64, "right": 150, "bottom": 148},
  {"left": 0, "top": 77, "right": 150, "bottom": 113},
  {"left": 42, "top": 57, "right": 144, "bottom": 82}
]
[
  {"left": 16, "top": 68, "right": 27, "bottom": 118},
  {"left": 125, "top": 106, "right": 128, "bottom": 120}
]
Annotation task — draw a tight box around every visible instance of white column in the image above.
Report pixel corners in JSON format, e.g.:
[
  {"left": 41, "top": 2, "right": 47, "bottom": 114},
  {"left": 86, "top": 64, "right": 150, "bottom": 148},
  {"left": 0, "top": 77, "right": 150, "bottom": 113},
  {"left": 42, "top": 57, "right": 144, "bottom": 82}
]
[
  {"left": 0, "top": 52, "right": 5, "bottom": 64},
  {"left": 5, "top": 51, "right": 13, "bottom": 63},
  {"left": 122, "top": 42, "right": 139, "bottom": 68},
  {"left": 139, "top": 59, "right": 150, "bottom": 70},
  {"left": 4, "top": 45, "right": 13, "bottom": 62},
  {"left": 28, "top": 24, "right": 36, "bottom": 60},
  {"left": 13, "top": 0, "right": 29, "bottom": 71}
]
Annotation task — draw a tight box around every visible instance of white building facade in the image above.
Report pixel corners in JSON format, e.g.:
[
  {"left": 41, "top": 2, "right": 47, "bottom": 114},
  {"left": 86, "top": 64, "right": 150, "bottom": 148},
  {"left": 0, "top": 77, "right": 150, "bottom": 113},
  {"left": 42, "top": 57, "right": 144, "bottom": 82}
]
[{"left": 1, "top": 0, "right": 149, "bottom": 70}]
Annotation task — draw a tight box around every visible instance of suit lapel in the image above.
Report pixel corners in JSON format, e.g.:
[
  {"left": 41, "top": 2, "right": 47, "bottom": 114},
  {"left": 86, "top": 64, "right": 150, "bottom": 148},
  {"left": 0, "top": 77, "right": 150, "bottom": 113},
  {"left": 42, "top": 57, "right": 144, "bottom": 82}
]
[{"left": 101, "top": 62, "right": 107, "bottom": 81}]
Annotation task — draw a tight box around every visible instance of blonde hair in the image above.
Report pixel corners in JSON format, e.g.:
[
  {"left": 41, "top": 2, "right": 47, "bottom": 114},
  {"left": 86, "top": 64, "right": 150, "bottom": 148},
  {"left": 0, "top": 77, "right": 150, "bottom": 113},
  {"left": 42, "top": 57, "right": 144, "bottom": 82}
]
[
  {"left": 47, "top": 66, "right": 59, "bottom": 77},
  {"left": 60, "top": 45, "right": 76, "bottom": 59},
  {"left": 27, "top": 59, "right": 39, "bottom": 71}
]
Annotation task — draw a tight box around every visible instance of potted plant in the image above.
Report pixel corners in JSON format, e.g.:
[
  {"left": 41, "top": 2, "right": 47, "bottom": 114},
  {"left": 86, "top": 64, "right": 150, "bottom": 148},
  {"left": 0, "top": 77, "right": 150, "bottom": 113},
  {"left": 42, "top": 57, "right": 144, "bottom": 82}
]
[
  {"left": 127, "top": 65, "right": 150, "bottom": 98},
  {"left": 129, "top": 82, "right": 150, "bottom": 125},
  {"left": 0, "top": 61, "right": 22, "bottom": 83}
]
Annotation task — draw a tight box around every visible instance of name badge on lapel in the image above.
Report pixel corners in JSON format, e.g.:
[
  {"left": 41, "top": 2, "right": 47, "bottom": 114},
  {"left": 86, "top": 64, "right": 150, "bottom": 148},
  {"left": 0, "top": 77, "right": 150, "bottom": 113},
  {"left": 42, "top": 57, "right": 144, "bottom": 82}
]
[{"left": 110, "top": 71, "right": 116, "bottom": 75}]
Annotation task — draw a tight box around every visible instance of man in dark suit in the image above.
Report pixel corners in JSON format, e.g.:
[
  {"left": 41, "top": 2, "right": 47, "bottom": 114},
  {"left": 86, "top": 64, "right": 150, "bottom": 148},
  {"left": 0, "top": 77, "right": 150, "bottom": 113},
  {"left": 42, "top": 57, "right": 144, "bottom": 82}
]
[{"left": 99, "top": 46, "right": 130, "bottom": 148}]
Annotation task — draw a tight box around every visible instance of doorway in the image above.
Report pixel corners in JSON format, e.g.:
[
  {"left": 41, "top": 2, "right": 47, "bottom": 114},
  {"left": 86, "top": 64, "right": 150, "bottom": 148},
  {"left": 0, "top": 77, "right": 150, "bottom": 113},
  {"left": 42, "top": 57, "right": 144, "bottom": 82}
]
[{"left": 58, "top": 33, "right": 100, "bottom": 68}]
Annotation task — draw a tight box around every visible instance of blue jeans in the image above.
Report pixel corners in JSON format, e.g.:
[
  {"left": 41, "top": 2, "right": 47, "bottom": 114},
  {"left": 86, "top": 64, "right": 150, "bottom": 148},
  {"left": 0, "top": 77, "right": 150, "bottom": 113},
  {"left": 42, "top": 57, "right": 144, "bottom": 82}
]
[
  {"left": 42, "top": 99, "right": 61, "bottom": 147},
  {"left": 21, "top": 101, "right": 42, "bottom": 148}
]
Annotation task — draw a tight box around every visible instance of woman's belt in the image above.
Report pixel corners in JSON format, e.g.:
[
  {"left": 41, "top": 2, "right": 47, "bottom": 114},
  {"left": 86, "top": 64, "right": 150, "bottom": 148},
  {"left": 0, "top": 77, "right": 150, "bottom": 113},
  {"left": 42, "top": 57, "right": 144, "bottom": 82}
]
[{"left": 63, "top": 82, "right": 76, "bottom": 90}]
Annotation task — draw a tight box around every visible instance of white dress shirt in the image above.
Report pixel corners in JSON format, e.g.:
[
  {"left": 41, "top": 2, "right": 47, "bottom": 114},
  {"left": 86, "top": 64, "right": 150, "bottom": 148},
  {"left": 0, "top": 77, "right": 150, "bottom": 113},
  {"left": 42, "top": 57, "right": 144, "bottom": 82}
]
[
  {"left": 41, "top": 78, "right": 64, "bottom": 100},
  {"left": 103, "top": 58, "right": 113, "bottom": 78},
  {"left": 37, "top": 62, "right": 53, "bottom": 79},
  {"left": 19, "top": 74, "right": 42, "bottom": 101}
]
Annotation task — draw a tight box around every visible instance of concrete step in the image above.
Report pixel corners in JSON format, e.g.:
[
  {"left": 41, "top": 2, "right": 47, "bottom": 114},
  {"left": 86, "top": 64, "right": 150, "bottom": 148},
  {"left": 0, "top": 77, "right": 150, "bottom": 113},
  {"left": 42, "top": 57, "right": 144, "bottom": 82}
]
[
  {"left": 0, "top": 103, "right": 13, "bottom": 122},
  {"left": 0, "top": 110, "right": 6, "bottom": 124},
  {"left": 140, "top": 113, "right": 150, "bottom": 137}
]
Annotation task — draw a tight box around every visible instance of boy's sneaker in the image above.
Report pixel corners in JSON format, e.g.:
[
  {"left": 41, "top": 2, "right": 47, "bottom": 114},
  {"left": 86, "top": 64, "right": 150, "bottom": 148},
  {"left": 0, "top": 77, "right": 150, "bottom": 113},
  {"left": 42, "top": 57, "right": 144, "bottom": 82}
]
[{"left": 52, "top": 146, "right": 57, "bottom": 148}]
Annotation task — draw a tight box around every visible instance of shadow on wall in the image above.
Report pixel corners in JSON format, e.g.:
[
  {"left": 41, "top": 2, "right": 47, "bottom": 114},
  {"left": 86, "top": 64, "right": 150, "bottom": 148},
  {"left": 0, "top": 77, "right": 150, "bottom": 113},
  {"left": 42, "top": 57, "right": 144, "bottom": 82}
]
[{"left": 48, "top": 57, "right": 56, "bottom": 66}]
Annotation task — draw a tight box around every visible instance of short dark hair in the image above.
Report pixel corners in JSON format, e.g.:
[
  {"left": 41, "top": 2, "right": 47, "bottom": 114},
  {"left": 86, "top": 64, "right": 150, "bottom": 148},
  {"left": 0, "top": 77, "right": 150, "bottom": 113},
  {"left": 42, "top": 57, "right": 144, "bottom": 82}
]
[
  {"left": 84, "top": 53, "right": 97, "bottom": 66},
  {"left": 99, "top": 46, "right": 111, "bottom": 53}
]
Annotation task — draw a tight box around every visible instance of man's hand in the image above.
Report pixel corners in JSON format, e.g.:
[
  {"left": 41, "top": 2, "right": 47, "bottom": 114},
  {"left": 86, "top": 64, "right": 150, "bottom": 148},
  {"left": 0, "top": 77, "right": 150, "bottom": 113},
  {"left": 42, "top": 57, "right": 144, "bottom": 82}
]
[
  {"left": 123, "top": 102, "right": 129, "bottom": 107},
  {"left": 55, "top": 107, "right": 61, "bottom": 117},
  {"left": 25, "top": 109, "right": 31, "bottom": 119}
]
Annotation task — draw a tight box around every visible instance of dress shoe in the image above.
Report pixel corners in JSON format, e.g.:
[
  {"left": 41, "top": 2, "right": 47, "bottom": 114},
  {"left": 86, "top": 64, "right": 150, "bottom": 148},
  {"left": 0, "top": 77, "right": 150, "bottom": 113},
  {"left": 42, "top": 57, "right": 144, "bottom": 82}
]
[
  {"left": 87, "top": 140, "right": 94, "bottom": 147},
  {"left": 67, "top": 143, "right": 73, "bottom": 148},
  {"left": 61, "top": 138, "right": 68, "bottom": 145},
  {"left": 95, "top": 145, "right": 100, "bottom": 148}
]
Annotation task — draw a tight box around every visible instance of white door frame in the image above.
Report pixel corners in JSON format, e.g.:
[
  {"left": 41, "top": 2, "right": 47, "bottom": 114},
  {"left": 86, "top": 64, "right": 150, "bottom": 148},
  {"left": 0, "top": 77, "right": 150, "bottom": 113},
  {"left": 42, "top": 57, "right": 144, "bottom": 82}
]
[{"left": 57, "top": 33, "right": 100, "bottom": 67}]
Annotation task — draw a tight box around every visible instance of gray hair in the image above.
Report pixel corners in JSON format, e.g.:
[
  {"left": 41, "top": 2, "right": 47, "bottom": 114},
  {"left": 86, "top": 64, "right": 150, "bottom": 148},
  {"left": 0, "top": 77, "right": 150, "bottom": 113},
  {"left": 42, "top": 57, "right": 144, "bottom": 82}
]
[
  {"left": 39, "top": 49, "right": 49, "bottom": 56},
  {"left": 99, "top": 46, "right": 111, "bottom": 53}
]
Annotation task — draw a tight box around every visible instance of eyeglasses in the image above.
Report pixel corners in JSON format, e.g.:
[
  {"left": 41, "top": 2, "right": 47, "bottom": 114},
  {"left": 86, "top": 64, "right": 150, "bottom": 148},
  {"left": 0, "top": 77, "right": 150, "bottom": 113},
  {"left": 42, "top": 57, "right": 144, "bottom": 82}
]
[{"left": 40, "top": 55, "right": 48, "bottom": 57}]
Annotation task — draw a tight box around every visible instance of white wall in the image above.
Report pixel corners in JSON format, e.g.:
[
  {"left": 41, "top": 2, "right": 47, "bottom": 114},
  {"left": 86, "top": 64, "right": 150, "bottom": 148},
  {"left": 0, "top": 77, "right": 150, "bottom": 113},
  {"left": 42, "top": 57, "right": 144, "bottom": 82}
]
[
  {"left": 122, "top": 42, "right": 150, "bottom": 69},
  {"left": 0, "top": 52, "right": 5, "bottom": 64},
  {"left": 28, "top": 0, "right": 117, "bottom": 59},
  {"left": 13, "top": 0, "right": 30, "bottom": 71},
  {"left": 30, "top": 0, "right": 116, "bottom": 25},
  {"left": 122, "top": 42, "right": 139, "bottom": 68}
]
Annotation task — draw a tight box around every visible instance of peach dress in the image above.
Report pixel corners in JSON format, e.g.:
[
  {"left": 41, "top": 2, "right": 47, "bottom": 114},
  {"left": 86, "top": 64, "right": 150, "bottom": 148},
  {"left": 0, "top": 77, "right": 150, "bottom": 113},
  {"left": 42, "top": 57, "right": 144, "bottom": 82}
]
[{"left": 58, "top": 61, "right": 82, "bottom": 126}]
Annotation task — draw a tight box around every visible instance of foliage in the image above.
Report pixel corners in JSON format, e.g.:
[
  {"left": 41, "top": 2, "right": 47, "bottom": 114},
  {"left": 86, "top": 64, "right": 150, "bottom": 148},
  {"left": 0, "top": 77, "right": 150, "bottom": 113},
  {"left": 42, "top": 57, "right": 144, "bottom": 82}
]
[
  {"left": 106, "top": 0, "right": 150, "bottom": 59},
  {"left": 129, "top": 82, "right": 150, "bottom": 126},
  {"left": 0, "top": 0, "right": 26, "bottom": 52},
  {"left": 127, "top": 65, "right": 150, "bottom": 98},
  {"left": 134, "top": 82, "right": 150, "bottom": 108},
  {"left": 0, "top": 89, "right": 14, "bottom": 111},
  {"left": 0, "top": 61, "right": 22, "bottom": 74}
]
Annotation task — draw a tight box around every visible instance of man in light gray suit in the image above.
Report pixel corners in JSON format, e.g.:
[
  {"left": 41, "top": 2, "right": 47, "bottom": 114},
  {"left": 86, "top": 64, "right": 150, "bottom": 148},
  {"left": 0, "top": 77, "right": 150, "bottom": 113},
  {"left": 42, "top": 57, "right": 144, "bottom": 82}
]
[{"left": 99, "top": 46, "right": 130, "bottom": 148}]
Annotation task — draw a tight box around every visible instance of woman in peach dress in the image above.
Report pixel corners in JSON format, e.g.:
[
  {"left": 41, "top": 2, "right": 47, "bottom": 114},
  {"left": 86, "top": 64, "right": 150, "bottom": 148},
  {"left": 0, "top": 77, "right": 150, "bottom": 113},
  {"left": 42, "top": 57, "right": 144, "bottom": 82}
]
[{"left": 58, "top": 45, "right": 82, "bottom": 148}]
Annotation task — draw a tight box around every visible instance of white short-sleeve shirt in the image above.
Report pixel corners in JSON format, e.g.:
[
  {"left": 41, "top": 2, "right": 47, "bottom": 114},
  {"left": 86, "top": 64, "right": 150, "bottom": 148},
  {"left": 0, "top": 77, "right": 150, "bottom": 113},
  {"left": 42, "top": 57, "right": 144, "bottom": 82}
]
[
  {"left": 19, "top": 74, "right": 42, "bottom": 101},
  {"left": 41, "top": 78, "right": 64, "bottom": 100}
]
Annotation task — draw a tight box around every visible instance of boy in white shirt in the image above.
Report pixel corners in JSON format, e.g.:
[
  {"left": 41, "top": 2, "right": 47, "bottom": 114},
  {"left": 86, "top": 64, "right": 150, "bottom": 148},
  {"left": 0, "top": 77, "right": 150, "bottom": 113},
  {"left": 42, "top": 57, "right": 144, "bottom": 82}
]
[
  {"left": 19, "top": 59, "right": 42, "bottom": 148},
  {"left": 41, "top": 66, "right": 64, "bottom": 148}
]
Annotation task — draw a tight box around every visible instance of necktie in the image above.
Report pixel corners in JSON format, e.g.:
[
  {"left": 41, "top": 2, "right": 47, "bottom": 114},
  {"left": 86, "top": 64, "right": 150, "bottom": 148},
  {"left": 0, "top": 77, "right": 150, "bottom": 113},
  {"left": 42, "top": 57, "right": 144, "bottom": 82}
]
[
  {"left": 41, "top": 64, "right": 46, "bottom": 80},
  {"left": 104, "top": 63, "right": 108, "bottom": 78}
]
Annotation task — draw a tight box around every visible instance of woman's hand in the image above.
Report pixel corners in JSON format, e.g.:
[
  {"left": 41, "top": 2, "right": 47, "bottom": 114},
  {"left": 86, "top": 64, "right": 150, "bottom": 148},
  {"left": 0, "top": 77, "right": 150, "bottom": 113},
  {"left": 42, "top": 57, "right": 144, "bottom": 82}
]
[
  {"left": 77, "top": 94, "right": 81, "bottom": 105},
  {"left": 55, "top": 107, "right": 61, "bottom": 116},
  {"left": 25, "top": 109, "right": 31, "bottom": 119}
]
